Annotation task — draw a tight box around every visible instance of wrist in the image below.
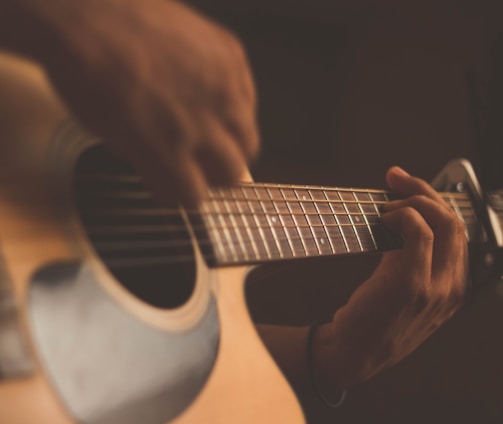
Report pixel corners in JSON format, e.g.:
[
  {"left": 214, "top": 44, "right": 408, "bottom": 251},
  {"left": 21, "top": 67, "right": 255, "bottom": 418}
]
[{"left": 309, "top": 322, "right": 349, "bottom": 402}]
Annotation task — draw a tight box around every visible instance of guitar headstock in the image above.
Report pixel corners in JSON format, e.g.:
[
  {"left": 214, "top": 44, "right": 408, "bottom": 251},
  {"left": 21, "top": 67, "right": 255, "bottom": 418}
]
[
  {"left": 432, "top": 159, "right": 503, "bottom": 291},
  {"left": 486, "top": 190, "right": 503, "bottom": 247}
]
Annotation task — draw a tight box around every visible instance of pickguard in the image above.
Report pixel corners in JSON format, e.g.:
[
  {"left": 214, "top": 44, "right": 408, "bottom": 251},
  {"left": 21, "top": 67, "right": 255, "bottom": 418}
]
[
  {"left": 0, "top": 247, "right": 34, "bottom": 380},
  {"left": 29, "top": 261, "right": 219, "bottom": 424}
]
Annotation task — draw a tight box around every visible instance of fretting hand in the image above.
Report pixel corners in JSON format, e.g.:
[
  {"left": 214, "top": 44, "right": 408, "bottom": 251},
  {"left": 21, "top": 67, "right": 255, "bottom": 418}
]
[{"left": 312, "top": 166, "right": 467, "bottom": 394}]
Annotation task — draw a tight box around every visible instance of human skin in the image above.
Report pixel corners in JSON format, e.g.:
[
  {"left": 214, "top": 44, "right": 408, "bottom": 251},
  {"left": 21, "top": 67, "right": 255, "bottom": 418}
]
[
  {"left": 0, "top": 0, "right": 259, "bottom": 207},
  {"left": 0, "top": 0, "right": 467, "bottom": 409}
]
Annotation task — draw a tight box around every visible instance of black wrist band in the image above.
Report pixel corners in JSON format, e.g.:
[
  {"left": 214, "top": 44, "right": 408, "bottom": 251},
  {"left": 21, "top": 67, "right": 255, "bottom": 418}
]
[{"left": 307, "top": 322, "right": 347, "bottom": 408}]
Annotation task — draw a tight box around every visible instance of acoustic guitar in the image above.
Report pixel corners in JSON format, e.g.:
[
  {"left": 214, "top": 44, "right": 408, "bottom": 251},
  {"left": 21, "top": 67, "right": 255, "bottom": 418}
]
[{"left": 0, "top": 52, "right": 501, "bottom": 424}]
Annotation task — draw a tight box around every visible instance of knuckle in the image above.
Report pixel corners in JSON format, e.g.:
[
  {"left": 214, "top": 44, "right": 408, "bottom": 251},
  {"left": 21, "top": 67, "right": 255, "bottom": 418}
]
[
  {"left": 417, "top": 226, "right": 434, "bottom": 243},
  {"left": 454, "top": 216, "right": 466, "bottom": 236},
  {"left": 242, "top": 125, "right": 260, "bottom": 160},
  {"left": 413, "top": 287, "right": 431, "bottom": 311},
  {"left": 402, "top": 206, "right": 419, "bottom": 220},
  {"left": 221, "top": 114, "right": 260, "bottom": 161},
  {"left": 376, "top": 338, "right": 399, "bottom": 366},
  {"left": 401, "top": 282, "right": 432, "bottom": 312},
  {"left": 449, "top": 280, "right": 467, "bottom": 306},
  {"left": 410, "top": 194, "right": 430, "bottom": 206},
  {"left": 443, "top": 213, "right": 465, "bottom": 237},
  {"left": 410, "top": 176, "right": 430, "bottom": 193},
  {"left": 402, "top": 207, "right": 434, "bottom": 241},
  {"left": 222, "top": 29, "right": 247, "bottom": 61}
]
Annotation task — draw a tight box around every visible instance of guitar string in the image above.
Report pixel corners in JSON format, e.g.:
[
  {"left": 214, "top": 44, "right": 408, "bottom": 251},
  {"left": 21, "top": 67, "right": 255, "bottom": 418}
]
[
  {"left": 3, "top": 175, "right": 473, "bottom": 266},
  {"left": 79, "top": 217, "right": 477, "bottom": 262},
  {"left": 82, "top": 216, "right": 477, "bottom": 236},
  {"left": 79, "top": 207, "right": 476, "bottom": 219},
  {"left": 78, "top": 209, "right": 477, "bottom": 266},
  {"left": 75, "top": 187, "right": 476, "bottom": 264},
  {"left": 2, "top": 199, "right": 473, "bottom": 262},
  {"left": 78, "top": 199, "right": 476, "bottom": 231},
  {"left": 0, "top": 172, "right": 473, "bottom": 201},
  {"left": 90, "top": 232, "right": 387, "bottom": 268},
  {"left": 3, "top": 203, "right": 474, "bottom": 235},
  {"left": 76, "top": 190, "right": 472, "bottom": 205},
  {"left": 80, "top": 217, "right": 482, "bottom": 269},
  {"left": 74, "top": 174, "right": 472, "bottom": 198},
  {"left": 77, "top": 201, "right": 476, "bottom": 216},
  {"left": 90, "top": 215, "right": 477, "bottom": 252}
]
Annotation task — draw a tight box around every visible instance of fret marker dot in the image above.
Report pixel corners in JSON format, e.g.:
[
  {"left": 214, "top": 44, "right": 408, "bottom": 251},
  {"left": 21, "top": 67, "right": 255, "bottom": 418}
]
[
  {"left": 302, "top": 195, "right": 307, "bottom": 200},
  {"left": 355, "top": 216, "right": 360, "bottom": 222},
  {"left": 271, "top": 216, "right": 277, "bottom": 223},
  {"left": 320, "top": 238, "right": 325, "bottom": 245}
]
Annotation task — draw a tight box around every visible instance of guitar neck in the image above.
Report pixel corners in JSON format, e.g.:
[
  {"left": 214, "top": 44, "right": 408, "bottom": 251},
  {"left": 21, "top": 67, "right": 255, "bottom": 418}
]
[{"left": 193, "top": 182, "right": 478, "bottom": 267}]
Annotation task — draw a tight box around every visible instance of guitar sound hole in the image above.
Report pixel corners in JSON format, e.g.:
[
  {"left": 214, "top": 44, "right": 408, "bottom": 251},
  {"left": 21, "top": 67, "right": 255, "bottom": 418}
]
[{"left": 73, "top": 146, "right": 196, "bottom": 310}]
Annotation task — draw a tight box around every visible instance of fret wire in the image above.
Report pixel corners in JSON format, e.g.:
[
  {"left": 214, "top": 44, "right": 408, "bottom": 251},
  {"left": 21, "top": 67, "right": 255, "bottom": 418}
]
[
  {"left": 210, "top": 196, "right": 390, "bottom": 205},
  {"left": 272, "top": 187, "right": 296, "bottom": 257},
  {"left": 217, "top": 196, "right": 246, "bottom": 262},
  {"left": 85, "top": 221, "right": 392, "bottom": 237},
  {"left": 284, "top": 188, "right": 311, "bottom": 256},
  {"left": 295, "top": 188, "right": 322, "bottom": 255},
  {"left": 323, "top": 189, "right": 349, "bottom": 253},
  {"left": 341, "top": 192, "right": 363, "bottom": 252},
  {"left": 246, "top": 187, "right": 273, "bottom": 260},
  {"left": 237, "top": 182, "right": 389, "bottom": 195},
  {"left": 230, "top": 187, "right": 260, "bottom": 261},
  {"left": 77, "top": 173, "right": 471, "bottom": 199},
  {"left": 77, "top": 173, "right": 471, "bottom": 200},
  {"left": 259, "top": 187, "right": 286, "bottom": 258},
  {"left": 85, "top": 208, "right": 384, "bottom": 219},
  {"left": 15, "top": 225, "right": 389, "bottom": 262},
  {"left": 312, "top": 191, "right": 337, "bottom": 255},
  {"left": 79, "top": 185, "right": 476, "bottom": 260},
  {"left": 446, "top": 194, "right": 469, "bottom": 239},
  {"left": 306, "top": 189, "right": 334, "bottom": 255},
  {"left": 307, "top": 189, "right": 335, "bottom": 255},
  {"left": 267, "top": 187, "right": 295, "bottom": 258},
  {"left": 218, "top": 189, "right": 249, "bottom": 262},
  {"left": 231, "top": 187, "right": 270, "bottom": 259},
  {"left": 281, "top": 187, "right": 309, "bottom": 257},
  {"left": 88, "top": 231, "right": 382, "bottom": 253},
  {"left": 201, "top": 201, "right": 229, "bottom": 263},
  {"left": 356, "top": 193, "right": 378, "bottom": 250},
  {"left": 369, "top": 192, "right": 383, "bottom": 216},
  {"left": 296, "top": 189, "right": 323, "bottom": 255},
  {"left": 369, "top": 191, "right": 385, "bottom": 248},
  {"left": 79, "top": 189, "right": 471, "bottom": 208}
]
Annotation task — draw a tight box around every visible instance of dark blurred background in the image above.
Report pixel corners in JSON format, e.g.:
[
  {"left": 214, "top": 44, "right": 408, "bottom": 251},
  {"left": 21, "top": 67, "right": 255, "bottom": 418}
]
[{"left": 187, "top": 1, "right": 503, "bottom": 422}]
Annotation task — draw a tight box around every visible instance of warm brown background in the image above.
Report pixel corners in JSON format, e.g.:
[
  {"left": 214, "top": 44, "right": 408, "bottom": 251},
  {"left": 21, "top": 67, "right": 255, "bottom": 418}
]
[{"left": 187, "top": 1, "right": 503, "bottom": 422}]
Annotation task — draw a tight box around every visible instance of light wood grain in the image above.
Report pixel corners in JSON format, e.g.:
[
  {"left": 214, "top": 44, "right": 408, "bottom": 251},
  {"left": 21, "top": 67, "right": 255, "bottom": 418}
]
[{"left": 0, "top": 53, "right": 304, "bottom": 423}]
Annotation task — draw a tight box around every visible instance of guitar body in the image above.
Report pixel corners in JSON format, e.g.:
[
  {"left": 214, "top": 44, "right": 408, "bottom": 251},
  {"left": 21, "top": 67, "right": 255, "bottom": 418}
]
[{"left": 0, "top": 53, "right": 304, "bottom": 423}]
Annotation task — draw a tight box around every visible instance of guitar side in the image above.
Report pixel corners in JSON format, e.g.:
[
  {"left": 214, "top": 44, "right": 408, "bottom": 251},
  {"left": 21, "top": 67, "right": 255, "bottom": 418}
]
[{"left": 0, "top": 53, "right": 304, "bottom": 423}]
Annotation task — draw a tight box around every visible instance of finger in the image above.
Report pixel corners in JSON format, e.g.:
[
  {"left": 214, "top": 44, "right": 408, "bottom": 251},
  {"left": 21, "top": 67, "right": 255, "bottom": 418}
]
[
  {"left": 194, "top": 120, "right": 249, "bottom": 186},
  {"left": 130, "top": 140, "right": 209, "bottom": 208},
  {"left": 208, "top": 79, "right": 260, "bottom": 162},
  {"left": 220, "top": 29, "right": 258, "bottom": 107},
  {"left": 380, "top": 207, "right": 433, "bottom": 291},
  {"left": 384, "top": 195, "right": 466, "bottom": 278},
  {"left": 221, "top": 100, "right": 260, "bottom": 162},
  {"left": 385, "top": 166, "right": 448, "bottom": 208}
]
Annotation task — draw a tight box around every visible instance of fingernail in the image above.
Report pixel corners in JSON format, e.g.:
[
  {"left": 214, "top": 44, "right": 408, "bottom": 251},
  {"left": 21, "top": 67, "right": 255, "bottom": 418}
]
[{"left": 392, "top": 166, "right": 409, "bottom": 176}]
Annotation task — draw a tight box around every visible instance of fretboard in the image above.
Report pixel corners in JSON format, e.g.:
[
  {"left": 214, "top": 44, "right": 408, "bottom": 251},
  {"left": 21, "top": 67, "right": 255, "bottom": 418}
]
[{"left": 192, "top": 182, "right": 480, "bottom": 267}]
